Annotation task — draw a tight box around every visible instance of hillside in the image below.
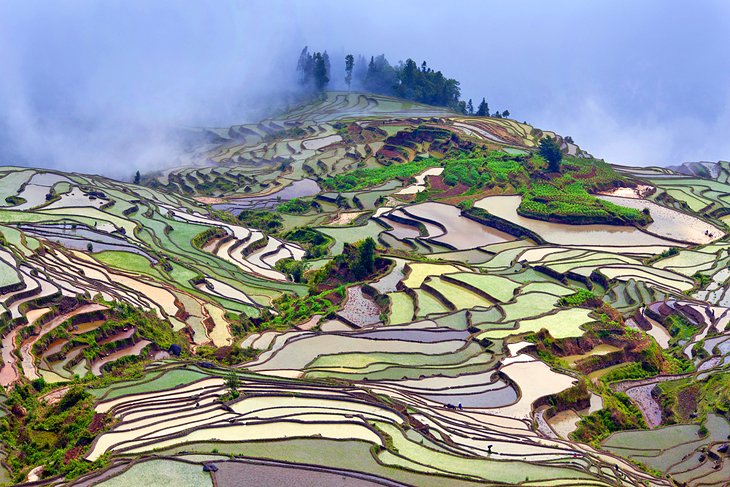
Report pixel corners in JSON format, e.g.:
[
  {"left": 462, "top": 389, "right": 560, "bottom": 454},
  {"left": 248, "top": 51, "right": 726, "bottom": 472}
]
[
  {"left": 0, "top": 92, "right": 729, "bottom": 486},
  {"left": 144, "top": 92, "right": 587, "bottom": 197}
]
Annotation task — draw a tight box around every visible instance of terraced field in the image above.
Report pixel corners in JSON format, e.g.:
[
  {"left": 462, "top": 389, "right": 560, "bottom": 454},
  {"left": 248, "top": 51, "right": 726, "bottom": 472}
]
[{"left": 0, "top": 93, "right": 729, "bottom": 486}]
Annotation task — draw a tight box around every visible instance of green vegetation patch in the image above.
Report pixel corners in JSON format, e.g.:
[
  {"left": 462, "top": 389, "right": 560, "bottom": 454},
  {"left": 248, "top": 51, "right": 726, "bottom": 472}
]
[
  {"left": 94, "top": 250, "right": 155, "bottom": 275},
  {"left": 0, "top": 384, "right": 111, "bottom": 482},
  {"left": 322, "top": 157, "right": 440, "bottom": 192},
  {"left": 658, "top": 372, "right": 730, "bottom": 423},
  {"left": 441, "top": 150, "right": 528, "bottom": 188},
  {"left": 276, "top": 197, "right": 320, "bottom": 215},
  {"left": 237, "top": 209, "right": 283, "bottom": 232},
  {"left": 573, "top": 391, "right": 647, "bottom": 446},
  {"left": 519, "top": 182, "right": 651, "bottom": 226},
  {"left": 283, "top": 227, "right": 332, "bottom": 258}
]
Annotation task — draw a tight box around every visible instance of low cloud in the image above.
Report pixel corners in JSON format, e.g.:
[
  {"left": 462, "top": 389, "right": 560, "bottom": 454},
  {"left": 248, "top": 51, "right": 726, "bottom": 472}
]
[
  {"left": 542, "top": 94, "right": 730, "bottom": 166},
  {"left": 0, "top": 0, "right": 728, "bottom": 177},
  {"left": 0, "top": 1, "right": 304, "bottom": 179}
]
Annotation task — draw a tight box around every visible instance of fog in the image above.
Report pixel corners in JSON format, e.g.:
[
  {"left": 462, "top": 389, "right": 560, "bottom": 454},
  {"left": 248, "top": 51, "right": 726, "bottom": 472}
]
[{"left": 1, "top": 0, "right": 729, "bottom": 178}]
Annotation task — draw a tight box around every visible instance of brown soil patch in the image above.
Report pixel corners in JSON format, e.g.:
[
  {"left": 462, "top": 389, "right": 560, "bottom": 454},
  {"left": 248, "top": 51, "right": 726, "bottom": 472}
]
[
  {"left": 438, "top": 189, "right": 496, "bottom": 206},
  {"left": 437, "top": 183, "right": 470, "bottom": 198},
  {"left": 88, "top": 413, "right": 107, "bottom": 434},
  {"left": 64, "top": 446, "right": 84, "bottom": 464},
  {"left": 194, "top": 196, "right": 227, "bottom": 205},
  {"left": 328, "top": 211, "right": 366, "bottom": 225},
  {"left": 675, "top": 384, "right": 699, "bottom": 421},
  {"left": 428, "top": 175, "right": 449, "bottom": 191},
  {"left": 39, "top": 386, "right": 70, "bottom": 406}
]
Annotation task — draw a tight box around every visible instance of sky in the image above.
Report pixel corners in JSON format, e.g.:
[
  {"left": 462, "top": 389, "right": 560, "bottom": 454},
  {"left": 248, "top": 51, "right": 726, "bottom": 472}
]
[{"left": 0, "top": 0, "right": 729, "bottom": 177}]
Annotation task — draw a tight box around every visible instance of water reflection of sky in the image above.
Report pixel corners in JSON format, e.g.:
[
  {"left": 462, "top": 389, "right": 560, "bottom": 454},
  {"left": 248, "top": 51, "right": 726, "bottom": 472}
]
[{"left": 213, "top": 178, "right": 320, "bottom": 214}]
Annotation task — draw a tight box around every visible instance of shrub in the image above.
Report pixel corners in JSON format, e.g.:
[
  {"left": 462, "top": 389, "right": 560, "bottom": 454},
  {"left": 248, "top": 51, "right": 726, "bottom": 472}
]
[
  {"left": 276, "top": 198, "right": 317, "bottom": 214},
  {"left": 237, "top": 210, "right": 283, "bottom": 232},
  {"left": 284, "top": 228, "right": 332, "bottom": 258},
  {"left": 601, "top": 362, "right": 655, "bottom": 383},
  {"left": 274, "top": 258, "right": 308, "bottom": 283},
  {"left": 693, "top": 272, "right": 710, "bottom": 288},
  {"left": 191, "top": 227, "right": 228, "bottom": 248},
  {"left": 559, "top": 289, "right": 599, "bottom": 307}
]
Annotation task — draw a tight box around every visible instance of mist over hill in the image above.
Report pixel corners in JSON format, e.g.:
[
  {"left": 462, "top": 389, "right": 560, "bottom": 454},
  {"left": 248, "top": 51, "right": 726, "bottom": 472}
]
[{"left": 1, "top": 0, "right": 729, "bottom": 176}]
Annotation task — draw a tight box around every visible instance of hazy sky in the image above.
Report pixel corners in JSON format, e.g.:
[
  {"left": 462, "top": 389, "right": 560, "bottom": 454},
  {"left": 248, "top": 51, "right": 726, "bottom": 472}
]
[{"left": 1, "top": 0, "right": 729, "bottom": 176}]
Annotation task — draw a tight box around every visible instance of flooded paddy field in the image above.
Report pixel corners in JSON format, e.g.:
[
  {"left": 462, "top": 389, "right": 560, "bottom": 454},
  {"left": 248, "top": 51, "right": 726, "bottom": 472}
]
[{"left": 3, "top": 95, "right": 730, "bottom": 486}]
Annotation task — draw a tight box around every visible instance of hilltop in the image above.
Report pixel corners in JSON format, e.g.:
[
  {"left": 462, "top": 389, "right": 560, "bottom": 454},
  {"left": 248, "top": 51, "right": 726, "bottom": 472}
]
[{"left": 146, "top": 91, "right": 587, "bottom": 196}]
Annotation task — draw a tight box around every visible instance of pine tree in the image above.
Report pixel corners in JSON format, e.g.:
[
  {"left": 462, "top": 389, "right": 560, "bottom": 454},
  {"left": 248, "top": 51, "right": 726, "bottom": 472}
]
[
  {"left": 354, "top": 54, "right": 368, "bottom": 84},
  {"left": 322, "top": 50, "right": 331, "bottom": 79},
  {"left": 366, "top": 56, "right": 376, "bottom": 83},
  {"left": 539, "top": 136, "right": 563, "bottom": 172},
  {"left": 345, "top": 54, "right": 354, "bottom": 88},
  {"left": 313, "top": 52, "right": 329, "bottom": 92},
  {"left": 476, "top": 98, "right": 489, "bottom": 116},
  {"left": 364, "top": 55, "right": 396, "bottom": 94},
  {"left": 397, "top": 58, "right": 419, "bottom": 99},
  {"left": 296, "top": 46, "right": 313, "bottom": 86},
  {"left": 133, "top": 170, "right": 140, "bottom": 185},
  {"left": 466, "top": 99, "right": 474, "bottom": 115}
]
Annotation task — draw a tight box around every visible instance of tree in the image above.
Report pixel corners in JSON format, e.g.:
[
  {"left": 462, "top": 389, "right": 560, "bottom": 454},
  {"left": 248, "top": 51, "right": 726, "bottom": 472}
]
[
  {"left": 354, "top": 54, "right": 368, "bottom": 84},
  {"left": 353, "top": 237, "right": 376, "bottom": 279},
  {"left": 133, "top": 170, "right": 140, "bottom": 185},
  {"left": 494, "top": 111, "right": 501, "bottom": 118},
  {"left": 396, "top": 58, "right": 420, "bottom": 100},
  {"left": 224, "top": 372, "right": 240, "bottom": 399},
  {"left": 539, "top": 136, "right": 563, "bottom": 172},
  {"left": 313, "top": 52, "right": 329, "bottom": 92},
  {"left": 296, "top": 46, "right": 314, "bottom": 86},
  {"left": 275, "top": 258, "right": 308, "bottom": 283},
  {"left": 344, "top": 54, "right": 354, "bottom": 88},
  {"left": 476, "top": 98, "right": 489, "bottom": 116},
  {"left": 322, "top": 50, "right": 331, "bottom": 79},
  {"left": 457, "top": 100, "right": 467, "bottom": 115},
  {"left": 301, "top": 49, "right": 466, "bottom": 109},
  {"left": 502, "top": 109, "right": 510, "bottom": 118},
  {"left": 364, "top": 54, "right": 397, "bottom": 94},
  {"left": 466, "top": 99, "right": 474, "bottom": 115}
]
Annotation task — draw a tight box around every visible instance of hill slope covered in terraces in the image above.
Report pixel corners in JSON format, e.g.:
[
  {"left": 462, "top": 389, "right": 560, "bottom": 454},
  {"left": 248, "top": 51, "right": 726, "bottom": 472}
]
[{"left": 0, "top": 92, "right": 728, "bottom": 486}]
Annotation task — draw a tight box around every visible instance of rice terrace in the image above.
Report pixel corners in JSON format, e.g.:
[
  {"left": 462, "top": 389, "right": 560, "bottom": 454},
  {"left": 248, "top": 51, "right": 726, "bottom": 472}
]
[{"left": 1, "top": 3, "right": 730, "bottom": 486}]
